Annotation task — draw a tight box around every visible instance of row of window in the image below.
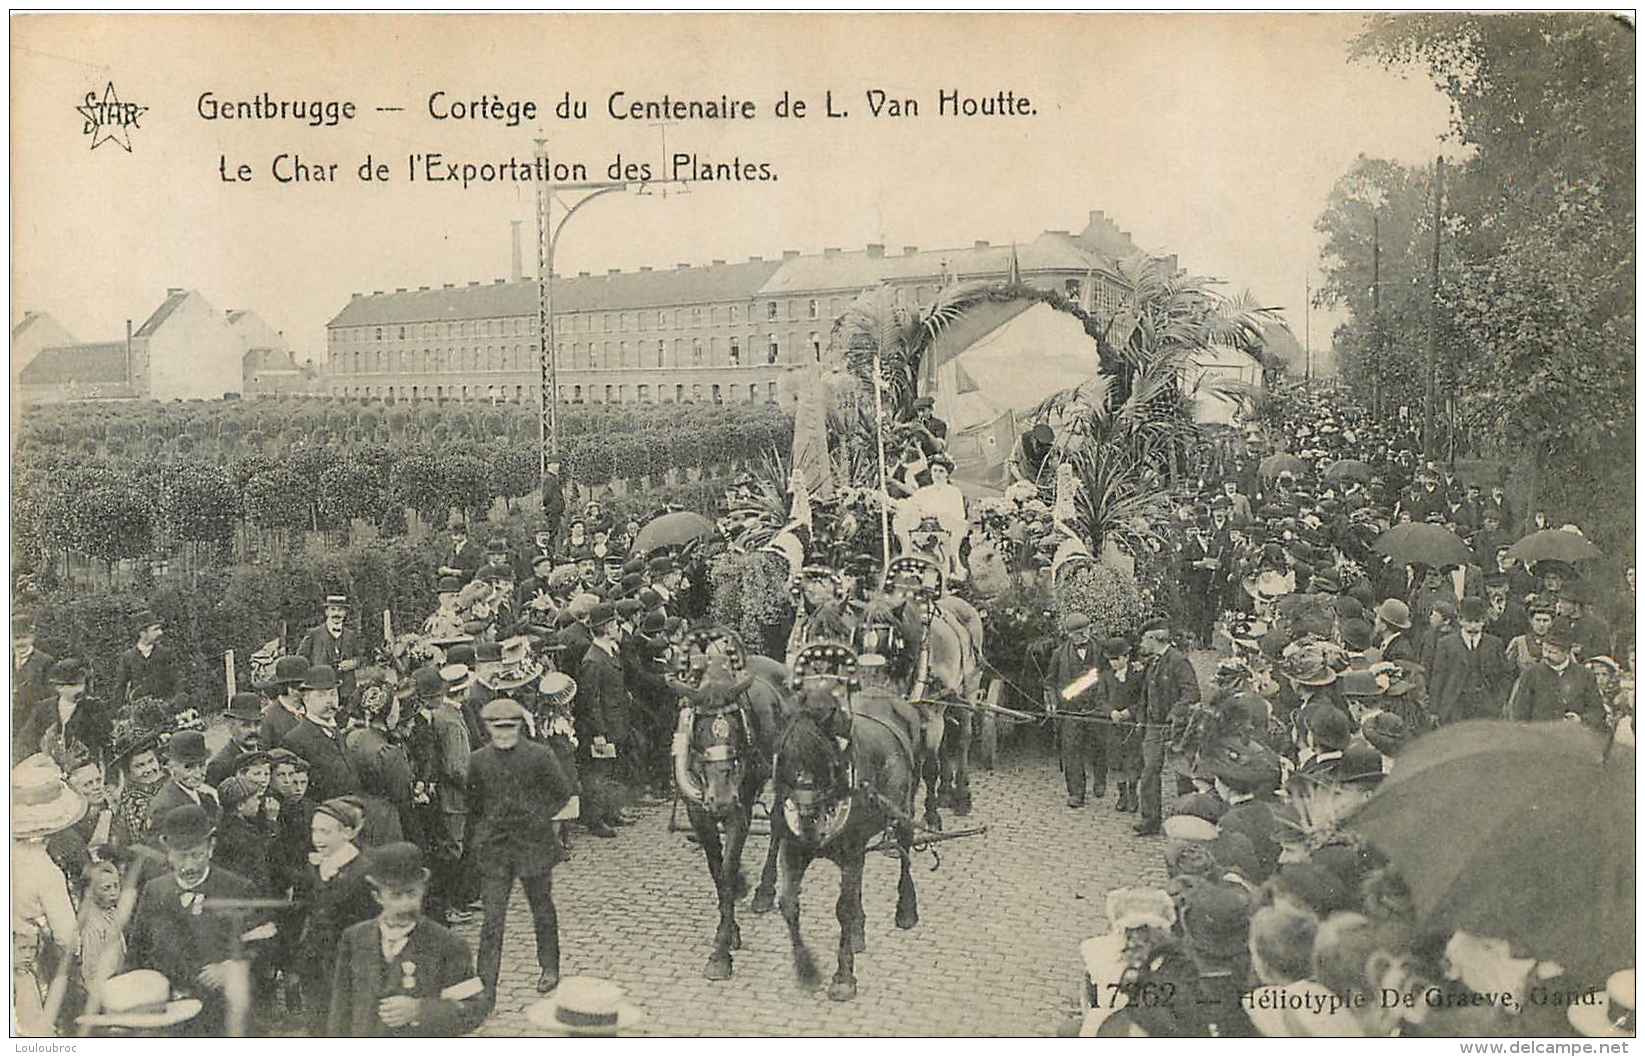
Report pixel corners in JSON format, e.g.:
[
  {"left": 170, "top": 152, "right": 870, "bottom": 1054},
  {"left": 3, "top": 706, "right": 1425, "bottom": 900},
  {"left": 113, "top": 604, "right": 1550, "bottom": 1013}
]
[
  {"left": 332, "top": 274, "right": 1131, "bottom": 348},
  {"left": 334, "top": 332, "right": 827, "bottom": 375},
  {"left": 329, "top": 380, "right": 781, "bottom": 406}
]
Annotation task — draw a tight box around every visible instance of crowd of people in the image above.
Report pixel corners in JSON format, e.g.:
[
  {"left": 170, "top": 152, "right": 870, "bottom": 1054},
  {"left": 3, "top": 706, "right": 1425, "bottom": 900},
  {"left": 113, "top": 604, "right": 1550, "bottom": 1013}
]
[
  {"left": 1052, "top": 385, "right": 1635, "bottom": 1038},
  {"left": 8, "top": 378, "right": 1635, "bottom": 1039},
  {"left": 11, "top": 499, "right": 705, "bottom": 1037}
]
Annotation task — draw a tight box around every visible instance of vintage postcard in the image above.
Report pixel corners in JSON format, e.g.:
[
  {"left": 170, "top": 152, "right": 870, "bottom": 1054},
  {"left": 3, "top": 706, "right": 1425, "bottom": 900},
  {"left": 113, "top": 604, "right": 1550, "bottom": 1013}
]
[{"left": 9, "top": 12, "right": 1635, "bottom": 1041}]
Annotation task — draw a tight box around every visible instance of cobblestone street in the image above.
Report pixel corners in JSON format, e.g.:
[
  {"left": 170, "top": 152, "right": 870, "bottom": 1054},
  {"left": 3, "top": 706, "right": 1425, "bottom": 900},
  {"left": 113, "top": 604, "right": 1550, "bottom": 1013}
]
[{"left": 459, "top": 724, "right": 1170, "bottom": 1037}]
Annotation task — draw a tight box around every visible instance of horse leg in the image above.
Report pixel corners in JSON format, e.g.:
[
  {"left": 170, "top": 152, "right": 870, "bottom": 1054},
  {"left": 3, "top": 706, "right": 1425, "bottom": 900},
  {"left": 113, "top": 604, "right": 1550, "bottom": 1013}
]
[
  {"left": 894, "top": 842, "right": 920, "bottom": 930},
  {"left": 695, "top": 811, "right": 734, "bottom": 980},
  {"left": 829, "top": 847, "right": 865, "bottom": 1002},
  {"left": 777, "top": 837, "right": 820, "bottom": 989},
  {"left": 750, "top": 807, "right": 782, "bottom": 914},
  {"left": 723, "top": 805, "right": 751, "bottom": 951},
  {"left": 922, "top": 707, "right": 945, "bottom": 832},
  {"left": 952, "top": 709, "right": 973, "bottom": 816}
]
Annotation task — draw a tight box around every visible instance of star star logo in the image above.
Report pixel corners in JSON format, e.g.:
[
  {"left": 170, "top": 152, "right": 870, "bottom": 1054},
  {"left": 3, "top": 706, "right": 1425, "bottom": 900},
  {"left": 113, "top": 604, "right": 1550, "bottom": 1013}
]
[{"left": 77, "top": 82, "right": 148, "bottom": 152}]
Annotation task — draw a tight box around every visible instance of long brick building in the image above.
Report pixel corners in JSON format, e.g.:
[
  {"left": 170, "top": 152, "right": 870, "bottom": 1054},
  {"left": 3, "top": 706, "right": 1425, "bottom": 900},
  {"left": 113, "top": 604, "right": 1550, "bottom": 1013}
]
[{"left": 322, "top": 209, "right": 1156, "bottom": 407}]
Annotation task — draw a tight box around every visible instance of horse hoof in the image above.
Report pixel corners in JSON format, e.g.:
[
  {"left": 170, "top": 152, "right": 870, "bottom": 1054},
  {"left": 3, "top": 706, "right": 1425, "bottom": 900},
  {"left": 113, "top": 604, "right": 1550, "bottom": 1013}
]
[
  {"left": 895, "top": 908, "right": 919, "bottom": 931},
  {"left": 704, "top": 955, "right": 732, "bottom": 981},
  {"left": 750, "top": 890, "right": 776, "bottom": 914},
  {"left": 828, "top": 977, "right": 858, "bottom": 1003},
  {"left": 796, "top": 966, "right": 822, "bottom": 991},
  {"left": 953, "top": 796, "right": 973, "bottom": 816}
]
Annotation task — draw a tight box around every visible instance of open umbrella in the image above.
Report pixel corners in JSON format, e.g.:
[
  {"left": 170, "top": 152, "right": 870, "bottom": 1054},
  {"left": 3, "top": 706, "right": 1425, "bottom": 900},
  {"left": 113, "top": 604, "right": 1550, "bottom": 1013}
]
[
  {"left": 1372, "top": 523, "right": 1473, "bottom": 568},
  {"left": 1508, "top": 528, "right": 1602, "bottom": 564},
  {"left": 1348, "top": 721, "right": 1634, "bottom": 977},
  {"left": 1323, "top": 458, "right": 1372, "bottom": 484},
  {"left": 633, "top": 511, "right": 715, "bottom": 554},
  {"left": 1259, "top": 453, "right": 1308, "bottom": 481}
]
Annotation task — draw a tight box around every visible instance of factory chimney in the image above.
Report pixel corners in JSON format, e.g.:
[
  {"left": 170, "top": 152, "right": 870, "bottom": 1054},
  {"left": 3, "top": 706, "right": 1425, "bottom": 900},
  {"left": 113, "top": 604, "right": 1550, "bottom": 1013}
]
[{"left": 510, "top": 220, "right": 524, "bottom": 282}]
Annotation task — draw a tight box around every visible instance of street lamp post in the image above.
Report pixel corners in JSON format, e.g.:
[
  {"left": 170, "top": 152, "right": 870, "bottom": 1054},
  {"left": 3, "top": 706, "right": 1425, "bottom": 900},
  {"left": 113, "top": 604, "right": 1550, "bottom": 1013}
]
[{"left": 533, "top": 137, "right": 644, "bottom": 481}]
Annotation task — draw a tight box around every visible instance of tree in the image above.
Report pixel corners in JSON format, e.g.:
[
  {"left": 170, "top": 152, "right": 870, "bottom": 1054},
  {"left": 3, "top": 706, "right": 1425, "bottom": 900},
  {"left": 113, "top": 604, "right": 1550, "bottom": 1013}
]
[{"left": 1345, "top": 13, "right": 1634, "bottom": 542}]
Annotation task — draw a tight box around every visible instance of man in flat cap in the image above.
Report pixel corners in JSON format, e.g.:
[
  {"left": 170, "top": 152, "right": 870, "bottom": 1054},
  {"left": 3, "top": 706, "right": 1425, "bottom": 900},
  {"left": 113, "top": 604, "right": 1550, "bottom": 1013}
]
[
  {"left": 1050, "top": 612, "right": 1107, "bottom": 808},
  {"left": 467, "top": 698, "right": 578, "bottom": 1000}
]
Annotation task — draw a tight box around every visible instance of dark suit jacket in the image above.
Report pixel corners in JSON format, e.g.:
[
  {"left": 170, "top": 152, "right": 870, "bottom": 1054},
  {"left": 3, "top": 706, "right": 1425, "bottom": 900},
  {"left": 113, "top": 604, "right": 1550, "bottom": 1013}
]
[
  {"left": 206, "top": 742, "right": 249, "bottom": 788},
  {"left": 1430, "top": 631, "right": 1512, "bottom": 724},
  {"left": 260, "top": 699, "right": 304, "bottom": 755},
  {"left": 1143, "top": 646, "right": 1200, "bottom": 724},
  {"left": 11, "top": 648, "right": 53, "bottom": 732},
  {"left": 144, "top": 779, "right": 221, "bottom": 832},
  {"left": 111, "top": 644, "right": 182, "bottom": 704},
  {"left": 281, "top": 717, "right": 360, "bottom": 802},
  {"left": 443, "top": 539, "right": 483, "bottom": 583},
  {"left": 576, "top": 641, "right": 631, "bottom": 742},
  {"left": 296, "top": 625, "right": 366, "bottom": 695},
  {"left": 1049, "top": 641, "right": 1106, "bottom": 714},
  {"left": 1509, "top": 661, "right": 1607, "bottom": 728},
  {"left": 328, "top": 916, "right": 488, "bottom": 1037},
  {"left": 465, "top": 739, "right": 576, "bottom": 878},
  {"left": 293, "top": 853, "right": 378, "bottom": 982},
  {"left": 15, "top": 694, "right": 112, "bottom": 766},
  {"left": 127, "top": 864, "right": 271, "bottom": 1031}
]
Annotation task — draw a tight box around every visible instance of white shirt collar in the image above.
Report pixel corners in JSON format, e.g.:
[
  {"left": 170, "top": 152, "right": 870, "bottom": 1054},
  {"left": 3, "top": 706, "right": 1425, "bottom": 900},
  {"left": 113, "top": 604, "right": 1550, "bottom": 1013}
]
[
  {"left": 135, "top": 642, "right": 154, "bottom": 658},
  {"left": 314, "top": 842, "right": 360, "bottom": 882}
]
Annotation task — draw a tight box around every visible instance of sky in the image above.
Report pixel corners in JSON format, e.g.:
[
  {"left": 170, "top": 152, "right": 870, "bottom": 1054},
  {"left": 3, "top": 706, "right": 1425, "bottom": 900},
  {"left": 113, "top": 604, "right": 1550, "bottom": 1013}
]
[{"left": 12, "top": 14, "right": 1455, "bottom": 367}]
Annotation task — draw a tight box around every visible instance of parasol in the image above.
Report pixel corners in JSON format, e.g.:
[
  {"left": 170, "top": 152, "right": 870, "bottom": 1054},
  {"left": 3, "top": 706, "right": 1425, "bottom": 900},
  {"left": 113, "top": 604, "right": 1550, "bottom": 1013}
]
[
  {"left": 1258, "top": 453, "right": 1308, "bottom": 481},
  {"left": 633, "top": 511, "right": 716, "bottom": 554},
  {"left": 1323, "top": 459, "right": 1372, "bottom": 484},
  {"left": 1508, "top": 528, "right": 1602, "bottom": 564},
  {"left": 1372, "top": 523, "right": 1472, "bottom": 568},
  {"left": 1347, "top": 721, "right": 1634, "bottom": 977}
]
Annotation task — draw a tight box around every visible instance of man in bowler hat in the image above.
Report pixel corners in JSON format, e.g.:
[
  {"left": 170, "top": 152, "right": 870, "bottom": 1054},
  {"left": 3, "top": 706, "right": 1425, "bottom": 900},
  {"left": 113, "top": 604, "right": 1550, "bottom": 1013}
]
[
  {"left": 111, "top": 611, "right": 181, "bottom": 706},
  {"left": 144, "top": 730, "right": 220, "bottom": 831},
  {"left": 280, "top": 666, "right": 360, "bottom": 803},
  {"left": 127, "top": 804, "right": 274, "bottom": 1036},
  {"left": 209, "top": 693, "right": 267, "bottom": 787},
  {"left": 258, "top": 655, "right": 313, "bottom": 753}
]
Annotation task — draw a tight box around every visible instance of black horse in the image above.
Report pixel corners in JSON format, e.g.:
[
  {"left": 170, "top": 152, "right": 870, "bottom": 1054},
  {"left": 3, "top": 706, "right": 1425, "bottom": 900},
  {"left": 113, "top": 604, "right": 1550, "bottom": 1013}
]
[
  {"left": 767, "top": 645, "right": 922, "bottom": 1002},
  {"left": 674, "top": 629, "right": 784, "bottom": 980}
]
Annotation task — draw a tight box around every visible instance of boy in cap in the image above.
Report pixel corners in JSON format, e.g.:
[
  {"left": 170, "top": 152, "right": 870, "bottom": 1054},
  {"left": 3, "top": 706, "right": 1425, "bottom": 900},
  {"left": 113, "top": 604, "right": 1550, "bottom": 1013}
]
[
  {"left": 1050, "top": 612, "right": 1107, "bottom": 807},
  {"left": 127, "top": 804, "right": 273, "bottom": 1036},
  {"left": 328, "top": 843, "right": 489, "bottom": 1036},
  {"left": 144, "top": 730, "right": 220, "bottom": 831},
  {"left": 467, "top": 698, "right": 578, "bottom": 998}
]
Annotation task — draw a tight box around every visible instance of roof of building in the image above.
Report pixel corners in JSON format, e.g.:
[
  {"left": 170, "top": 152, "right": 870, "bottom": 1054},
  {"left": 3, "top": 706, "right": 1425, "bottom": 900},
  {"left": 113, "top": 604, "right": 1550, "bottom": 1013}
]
[
  {"left": 328, "top": 257, "right": 786, "bottom": 329},
  {"left": 759, "top": 232, "right": 1112, "bottom": 297},
  {"left": 12, "top": 311, "right": 72, "bottom": 341},
  {"left": 19, "top": 340, "right": 145, "bottom": 386},
  {"left": 134, "top": 290, "right": 191, "bottom": 338}
]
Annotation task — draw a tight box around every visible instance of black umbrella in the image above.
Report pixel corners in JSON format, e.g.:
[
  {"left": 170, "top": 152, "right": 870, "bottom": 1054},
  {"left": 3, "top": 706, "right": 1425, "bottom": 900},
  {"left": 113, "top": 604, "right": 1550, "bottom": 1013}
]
[
  {"left": 1372, "top": 523, "right": 1473, "bottom": 568},
  {"left": 1508, "top": 528, "right": 1602, "bottom": 564},
  {"left": 1323, "top": 458, "right": 1373, "bottom": 484},
  {"left": 1348, "top": 721, "right": 1634, "bottom": 977}
]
